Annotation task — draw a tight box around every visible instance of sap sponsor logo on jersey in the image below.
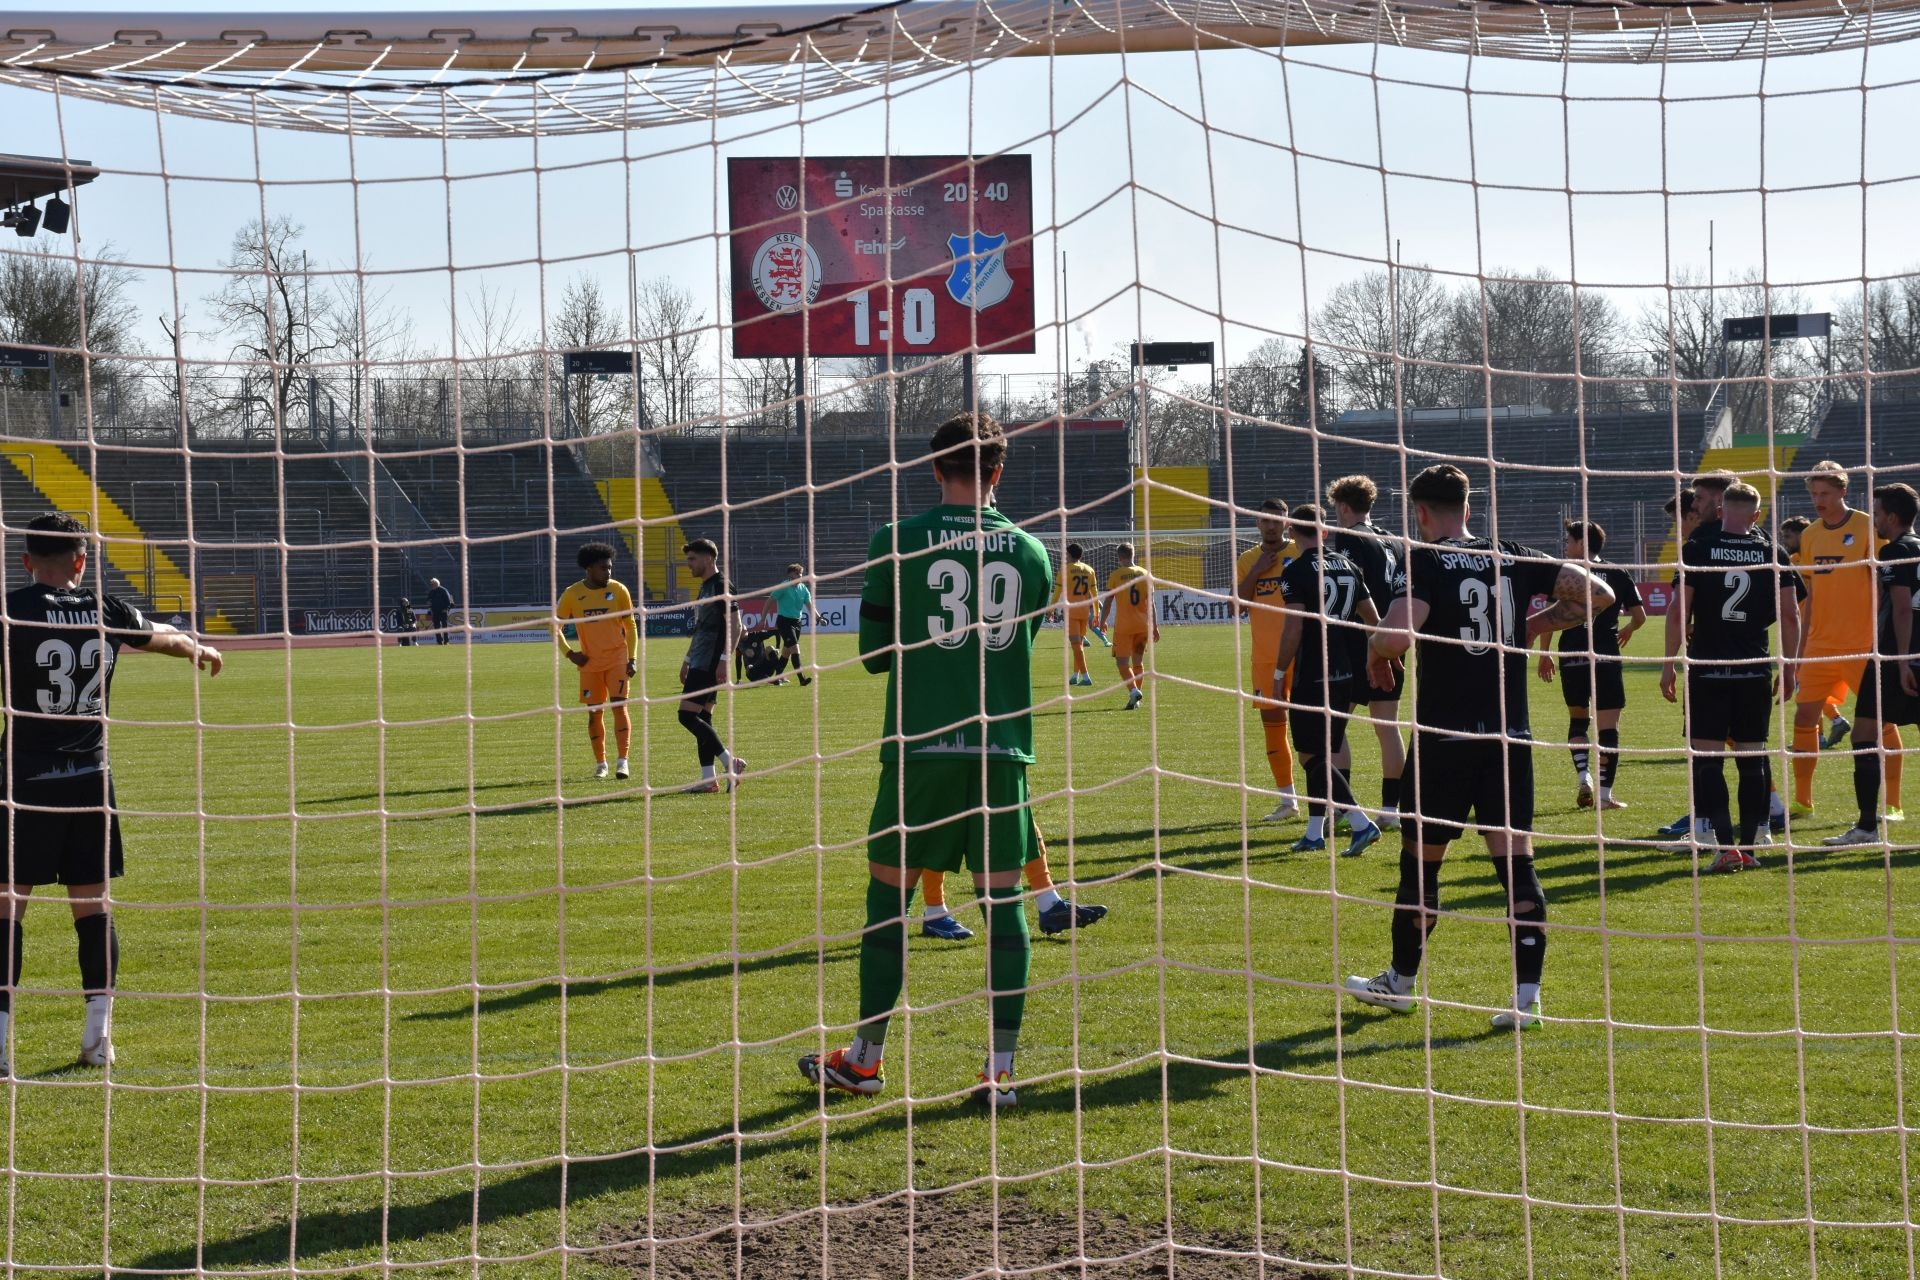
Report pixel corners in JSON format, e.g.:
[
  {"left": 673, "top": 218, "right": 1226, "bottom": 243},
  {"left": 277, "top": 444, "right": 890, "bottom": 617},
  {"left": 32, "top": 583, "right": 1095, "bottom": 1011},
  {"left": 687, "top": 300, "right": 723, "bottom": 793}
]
[{"left": 855, "top": 236, "right": 907, "bottom": 257}]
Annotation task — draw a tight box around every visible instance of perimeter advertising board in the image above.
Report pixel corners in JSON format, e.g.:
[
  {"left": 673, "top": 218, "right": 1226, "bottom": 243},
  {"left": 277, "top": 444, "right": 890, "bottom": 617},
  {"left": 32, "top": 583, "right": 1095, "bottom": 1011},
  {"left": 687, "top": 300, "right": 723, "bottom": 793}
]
[{"left": 728, "top": 155, "right": 1035, "bottom": 358}]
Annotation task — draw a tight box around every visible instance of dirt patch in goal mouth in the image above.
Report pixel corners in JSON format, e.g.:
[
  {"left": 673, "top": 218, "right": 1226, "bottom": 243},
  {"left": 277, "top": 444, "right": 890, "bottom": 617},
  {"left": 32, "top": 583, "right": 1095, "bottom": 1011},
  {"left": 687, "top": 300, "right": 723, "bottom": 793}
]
[{"left": 599, "top": 1194, "right": 1313, "bottom": 1279}]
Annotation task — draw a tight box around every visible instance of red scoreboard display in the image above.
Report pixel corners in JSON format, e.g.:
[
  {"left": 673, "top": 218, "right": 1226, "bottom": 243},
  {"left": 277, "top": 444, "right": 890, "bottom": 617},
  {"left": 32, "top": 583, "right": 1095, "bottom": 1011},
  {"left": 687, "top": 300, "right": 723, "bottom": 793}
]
[{"left": 728, "top": 155, "right": 1035, "bottom": 358}]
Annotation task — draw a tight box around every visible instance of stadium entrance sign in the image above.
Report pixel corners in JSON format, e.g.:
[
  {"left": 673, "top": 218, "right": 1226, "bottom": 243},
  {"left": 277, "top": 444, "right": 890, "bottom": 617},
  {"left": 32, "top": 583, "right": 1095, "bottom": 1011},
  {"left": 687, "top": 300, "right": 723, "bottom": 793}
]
[{"left": 728, "top": 155, "right": 1035, "bottom": 358}]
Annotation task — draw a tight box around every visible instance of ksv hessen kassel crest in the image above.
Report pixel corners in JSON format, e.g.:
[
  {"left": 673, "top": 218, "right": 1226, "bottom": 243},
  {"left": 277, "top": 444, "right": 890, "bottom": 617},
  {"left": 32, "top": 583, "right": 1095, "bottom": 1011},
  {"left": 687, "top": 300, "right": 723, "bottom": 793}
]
[
  {"left": 945, "top": 231, "right": 1012, "bottom": 311},
  {"left": 751, "top": 233, "right": 823, "bottom": 311}
]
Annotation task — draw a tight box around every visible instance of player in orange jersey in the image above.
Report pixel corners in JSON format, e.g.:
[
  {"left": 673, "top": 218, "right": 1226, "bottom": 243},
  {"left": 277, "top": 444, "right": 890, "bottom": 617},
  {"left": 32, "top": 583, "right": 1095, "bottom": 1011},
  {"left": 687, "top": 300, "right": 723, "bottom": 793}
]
[
  {"left": 1052, "top": 542, "right": 1100, "bottom": 687},
  {"left": 554, "top": 541, "right": 640, "bottom": 780},
  {"left": 1235, "top": 499, "right": 1301, "bottom": 822},
  {"left": 1100, "top": 543, "right": 1158, "bottom": 710},
  {"left": 1790, "top": 461, "right": 1903, "bottom": 820}
]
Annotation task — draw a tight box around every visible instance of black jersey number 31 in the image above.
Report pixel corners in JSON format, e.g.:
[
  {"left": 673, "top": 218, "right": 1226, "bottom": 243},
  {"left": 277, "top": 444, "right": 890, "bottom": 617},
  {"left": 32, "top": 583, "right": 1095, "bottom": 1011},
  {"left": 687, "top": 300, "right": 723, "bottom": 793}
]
[{"left": 36, "top": 637, "right": 107, "bottom": 715}]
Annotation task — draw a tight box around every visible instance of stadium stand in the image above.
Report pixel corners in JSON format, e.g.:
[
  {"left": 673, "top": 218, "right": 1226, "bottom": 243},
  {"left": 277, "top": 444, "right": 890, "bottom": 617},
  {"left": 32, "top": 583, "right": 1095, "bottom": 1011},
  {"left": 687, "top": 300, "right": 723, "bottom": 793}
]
[
  {"left": 0, "top": 438, "right": 625, "bottom": 633},
  {"left": 1215, "top": 408, "right": 1711, "bottom": 571},
  {"left": 653, "top": 420, "right": 1132, "bottom": 595}
]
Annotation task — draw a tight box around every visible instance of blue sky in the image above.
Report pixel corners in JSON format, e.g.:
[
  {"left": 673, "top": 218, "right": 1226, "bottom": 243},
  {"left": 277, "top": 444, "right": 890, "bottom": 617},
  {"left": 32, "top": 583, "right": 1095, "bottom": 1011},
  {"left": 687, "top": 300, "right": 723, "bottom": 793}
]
[{"left": 9, "top": 4, "right": 1919, "bottom": 379}]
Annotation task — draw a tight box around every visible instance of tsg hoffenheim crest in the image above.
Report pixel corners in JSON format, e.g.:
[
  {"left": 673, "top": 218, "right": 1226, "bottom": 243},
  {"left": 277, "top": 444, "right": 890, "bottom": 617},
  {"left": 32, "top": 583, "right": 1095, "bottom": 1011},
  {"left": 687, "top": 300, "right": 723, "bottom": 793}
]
[{"left": 945, "top": 231, "right": 1012, "bottom": 311}]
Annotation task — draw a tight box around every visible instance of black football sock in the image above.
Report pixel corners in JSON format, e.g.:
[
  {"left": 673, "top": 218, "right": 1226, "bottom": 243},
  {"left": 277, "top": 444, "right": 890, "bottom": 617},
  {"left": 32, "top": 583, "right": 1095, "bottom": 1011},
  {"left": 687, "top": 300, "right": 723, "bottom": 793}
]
[
  {"left": 1569, "top": 716, "right": 1591, "bottom": 776},
  {"left": 1492, "top": 855, "right": 1547, "bottom": 987},
  {"left": 1381, "top": 774, "right": 1401, "bottom": 811},
  {"left": 0, "top": 920, "right": 21, "bottom": 1016},
  {"left": 1389, "top": 847, "right": 1442, "bottom": 980},
  {"left": 1856, "top": 750, "right": 1883, "bottom": 832},
  {"left": 1735, "top": 755, "right": 1770, "bottom": 848},
  {"left": 1303, "top": 754, "right": 1329, "bottom": 823},
  {"left": 75, "top": 914, "right": 118, "bottom": 995},
  {"left": 1692, "top": 756, "right": 1733, "bottom": 849},
  {"left": 678, "top": 709, "right": 724, "bottom": 766},
  {"left": 1598, "top": 727, "right": 1621, "bottom": 790}
]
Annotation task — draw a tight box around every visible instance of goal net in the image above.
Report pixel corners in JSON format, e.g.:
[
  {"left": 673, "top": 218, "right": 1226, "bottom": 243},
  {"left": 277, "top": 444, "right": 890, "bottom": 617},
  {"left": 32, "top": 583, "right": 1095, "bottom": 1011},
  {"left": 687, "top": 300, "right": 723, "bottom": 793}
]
[{"left": 0, "top": 1, "right": 1917, "bottom": 1276}]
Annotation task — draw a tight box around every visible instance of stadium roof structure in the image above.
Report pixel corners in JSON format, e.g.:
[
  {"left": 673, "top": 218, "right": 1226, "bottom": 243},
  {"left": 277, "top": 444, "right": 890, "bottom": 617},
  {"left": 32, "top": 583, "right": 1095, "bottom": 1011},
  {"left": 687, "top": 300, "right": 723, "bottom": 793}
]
[{"left": 0, "top": 153, "right": 97, "bottom": 209}]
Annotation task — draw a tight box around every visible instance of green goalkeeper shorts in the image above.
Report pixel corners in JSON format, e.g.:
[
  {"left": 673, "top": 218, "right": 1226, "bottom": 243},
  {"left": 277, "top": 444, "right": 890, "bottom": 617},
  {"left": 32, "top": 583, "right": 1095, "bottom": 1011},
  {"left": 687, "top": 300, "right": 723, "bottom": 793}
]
[{"left": 866, "top": 759, "right": 1035, "bottom": 876}]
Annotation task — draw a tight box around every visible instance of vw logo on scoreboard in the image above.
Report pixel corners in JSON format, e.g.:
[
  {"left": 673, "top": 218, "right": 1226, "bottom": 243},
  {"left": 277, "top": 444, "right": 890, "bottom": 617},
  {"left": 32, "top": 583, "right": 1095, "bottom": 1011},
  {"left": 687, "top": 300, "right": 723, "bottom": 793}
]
[{"left": 727, "top": 155, "right": 1035, "bottom": 359}]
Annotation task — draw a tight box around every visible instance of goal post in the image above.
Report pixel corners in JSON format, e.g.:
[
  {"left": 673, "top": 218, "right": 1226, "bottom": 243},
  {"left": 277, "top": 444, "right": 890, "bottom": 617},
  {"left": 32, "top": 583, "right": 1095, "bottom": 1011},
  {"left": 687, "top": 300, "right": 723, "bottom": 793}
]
[{"left": 0, "top": 2, "right": 1916, "bottom": 1277}]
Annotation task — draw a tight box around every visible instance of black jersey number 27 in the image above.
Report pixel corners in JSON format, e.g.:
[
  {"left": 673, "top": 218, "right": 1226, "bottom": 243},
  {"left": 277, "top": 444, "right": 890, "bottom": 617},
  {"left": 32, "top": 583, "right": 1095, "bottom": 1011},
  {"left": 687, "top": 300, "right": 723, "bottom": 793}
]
[{"left": 35, "top": 637, "right": 107, "bottom": 715}]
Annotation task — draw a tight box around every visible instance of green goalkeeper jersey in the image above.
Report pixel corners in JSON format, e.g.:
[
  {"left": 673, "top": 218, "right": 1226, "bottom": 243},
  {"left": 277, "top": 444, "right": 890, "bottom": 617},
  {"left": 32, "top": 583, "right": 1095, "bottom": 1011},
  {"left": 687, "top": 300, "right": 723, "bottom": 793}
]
[{"left": 860, "top": 503, "right": 1053, "bottom": 764}]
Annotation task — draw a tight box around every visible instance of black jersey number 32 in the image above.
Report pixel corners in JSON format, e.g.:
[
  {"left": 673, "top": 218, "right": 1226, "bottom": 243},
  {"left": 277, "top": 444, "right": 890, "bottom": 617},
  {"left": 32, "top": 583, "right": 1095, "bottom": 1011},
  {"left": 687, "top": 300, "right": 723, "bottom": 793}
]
[{"left": 36, "top": 637, "right": 107, "bottom": 715}]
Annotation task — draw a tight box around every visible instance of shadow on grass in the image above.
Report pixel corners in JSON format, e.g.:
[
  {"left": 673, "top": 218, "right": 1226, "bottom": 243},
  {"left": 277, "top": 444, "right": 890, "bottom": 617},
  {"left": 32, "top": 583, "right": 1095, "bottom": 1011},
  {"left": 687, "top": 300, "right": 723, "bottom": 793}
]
[
  {"left": 298, "top": 778, "right": 558, "bottom": 808},
  {"left": 404, "top": 941, "right": 862, "bottom": 1022},
  {"left": 127, "top": 1010, "right": 1489, "bottom": 1273}
]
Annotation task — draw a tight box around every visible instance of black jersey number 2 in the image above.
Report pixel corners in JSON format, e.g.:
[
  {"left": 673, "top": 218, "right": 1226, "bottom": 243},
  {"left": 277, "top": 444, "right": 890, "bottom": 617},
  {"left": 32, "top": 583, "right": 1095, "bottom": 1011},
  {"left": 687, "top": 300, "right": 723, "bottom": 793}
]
[{"left": 35, "top": 637, "right": 107, "bottom": 715}]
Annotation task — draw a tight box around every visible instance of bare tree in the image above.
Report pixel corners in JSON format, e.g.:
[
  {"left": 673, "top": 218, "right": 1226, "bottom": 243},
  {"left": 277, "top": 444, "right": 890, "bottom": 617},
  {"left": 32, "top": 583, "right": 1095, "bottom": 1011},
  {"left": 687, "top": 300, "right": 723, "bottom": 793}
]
[
  {"left": 324, "top": 274, "right": 410, "bottom": 442},
  {"left": 0, "top": 246, "right": 140, "bottom": 435},
  {"left": 1445, "top": 269, "right": 1623, "bottom": 412},
  {"left": 550, "top": 273, "right": 634, "bottom": 436},
  {"left": 724, "top": 356, "right": 797, "bottom": 431},
  {"left": 453, "top": 281, "right": 534, "bottom": 439},
  {"left": 1636, "top": 271, "right": 1820, "bottom": 434},
  {"left": 635, "top": 277, "right": 712, "bottom": 428},
  {"left": 1311, "top": 266, "right": 1457, "bottom": 413},
  {"left": 1832, "top": 273, "right": 1920, "bottom": 392},
  {"left": 208, "top": 217, "right": 340, "bottom": 433}
]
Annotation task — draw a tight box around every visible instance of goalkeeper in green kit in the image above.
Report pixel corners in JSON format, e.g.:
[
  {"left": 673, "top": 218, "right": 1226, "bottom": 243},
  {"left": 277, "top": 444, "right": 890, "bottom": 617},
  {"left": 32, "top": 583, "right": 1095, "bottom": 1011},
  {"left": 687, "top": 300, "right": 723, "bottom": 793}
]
[{"left": 799, "top": 412, "right": 1054, "bottom": 1109}]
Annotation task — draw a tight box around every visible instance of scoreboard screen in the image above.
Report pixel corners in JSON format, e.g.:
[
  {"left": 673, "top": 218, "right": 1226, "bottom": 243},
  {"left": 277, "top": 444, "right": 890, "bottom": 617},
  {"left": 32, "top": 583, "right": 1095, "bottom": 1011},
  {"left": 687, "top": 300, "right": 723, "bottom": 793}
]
[{"left": 727, "top": 155, "right": 1035, "bottom": 359}]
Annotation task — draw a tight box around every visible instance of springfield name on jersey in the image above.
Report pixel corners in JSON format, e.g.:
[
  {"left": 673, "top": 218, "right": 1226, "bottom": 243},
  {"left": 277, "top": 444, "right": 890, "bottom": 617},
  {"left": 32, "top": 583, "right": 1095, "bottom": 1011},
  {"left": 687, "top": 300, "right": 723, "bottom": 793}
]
[
  {"left": 861, "top": 505, "right": 1053, "bottom": 763},
  {"left": 3, "top": 584, "right": 154, "bottom": 781},
  {"left": 1395, "top": 537, "right": 1562, "bottom": 737},
  {"left": 1682, "top": 528, "right": 1797, "bottom": 671}
]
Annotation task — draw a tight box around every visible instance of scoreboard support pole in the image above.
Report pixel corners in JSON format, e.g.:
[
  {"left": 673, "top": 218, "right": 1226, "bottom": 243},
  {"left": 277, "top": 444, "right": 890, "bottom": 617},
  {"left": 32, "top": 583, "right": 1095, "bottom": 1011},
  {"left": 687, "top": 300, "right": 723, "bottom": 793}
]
[
  {"left": 794, "top": 356, "right": 809, "bottom": 436},
  {"left": 962, "top": 353, "right": 976, "bottom": 413}
]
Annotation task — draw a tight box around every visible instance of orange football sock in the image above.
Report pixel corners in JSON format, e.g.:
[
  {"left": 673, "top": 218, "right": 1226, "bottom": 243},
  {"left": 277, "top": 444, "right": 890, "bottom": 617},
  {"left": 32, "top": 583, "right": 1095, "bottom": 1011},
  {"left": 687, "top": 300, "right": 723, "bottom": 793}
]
[
  {"left": 922, "top": 872, "right": 946, "bottom": 910},
  {"left": 1073, "top": 647, "right": 1088, "bottom": 677},
  {"left": 1792, "top": 724, "right": 1820, "bottom": 806},
  {"left": 589, "top": 714, "right": 606, "bottom": 764},
  {"left": 1024, "top": 857, "right": 1051, "bottom": 892},
  {"left": 614, "top": 713, "right": 632, "bottom": 760},
  {"left": 1886, "top": 723, "right": 1906, "bottom": 808},
  {"left": 1264, "top": 720, "right": 1295, "bottom": 790}
]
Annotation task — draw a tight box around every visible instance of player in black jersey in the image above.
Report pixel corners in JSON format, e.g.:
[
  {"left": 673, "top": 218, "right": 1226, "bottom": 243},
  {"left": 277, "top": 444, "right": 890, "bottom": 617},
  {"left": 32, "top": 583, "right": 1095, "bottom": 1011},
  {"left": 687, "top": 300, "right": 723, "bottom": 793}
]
[
  {"left": 1274, "top": 506, "right": 1384, "bottom": 859},
  {"left": 1824, "top": 483, "right": 1920, "bottom": 847},
  {"left": 2, "top": 513, "right": 221, "bottom": 1074},
  {"left": 1328, "top": 475, "right": 1406, "bottom": 828},
  {"left": 1661, "top": 482, "right": 1802, "bottom": 872},
  {"left": 1344, "top": 464, "right": 1614, "bottom": 1030},
  {"left": 1535, "top": 522, "right": 1646, "bottom": 810}
]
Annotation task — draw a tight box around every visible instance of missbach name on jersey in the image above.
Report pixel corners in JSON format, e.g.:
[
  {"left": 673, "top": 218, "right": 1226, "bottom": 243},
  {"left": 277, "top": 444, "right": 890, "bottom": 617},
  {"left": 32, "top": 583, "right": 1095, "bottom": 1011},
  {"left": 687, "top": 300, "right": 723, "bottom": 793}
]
[{"left": 1707, "top": 545, "right": 1769, "bottom": 564}]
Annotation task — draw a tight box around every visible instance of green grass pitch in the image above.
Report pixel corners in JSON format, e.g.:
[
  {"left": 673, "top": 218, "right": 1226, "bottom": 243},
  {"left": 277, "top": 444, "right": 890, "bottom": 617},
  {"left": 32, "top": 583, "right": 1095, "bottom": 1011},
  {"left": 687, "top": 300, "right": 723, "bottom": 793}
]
[{"left": 6, "top": 624, "right": 1916, "bottom": 1278}]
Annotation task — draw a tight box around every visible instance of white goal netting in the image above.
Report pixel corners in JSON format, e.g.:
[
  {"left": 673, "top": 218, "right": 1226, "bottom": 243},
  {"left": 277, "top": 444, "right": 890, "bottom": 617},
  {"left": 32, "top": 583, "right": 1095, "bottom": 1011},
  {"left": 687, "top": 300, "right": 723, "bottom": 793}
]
[{"left": 0, "top": 2, "right": 1918, "bottom": 1277}]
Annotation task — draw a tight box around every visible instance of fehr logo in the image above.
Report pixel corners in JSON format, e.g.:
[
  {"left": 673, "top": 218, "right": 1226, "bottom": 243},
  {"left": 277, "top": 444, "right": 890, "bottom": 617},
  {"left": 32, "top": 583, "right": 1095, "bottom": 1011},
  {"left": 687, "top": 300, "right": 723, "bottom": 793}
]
[
  {"left": 774, "top": 184, "right": 799, "bottom": 211},
  {"left": 945, "top": 231, "right": 1012, "bottom": 311},
  {"left": 750, "top": 233, "right": 823, "bottom": 311}
]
